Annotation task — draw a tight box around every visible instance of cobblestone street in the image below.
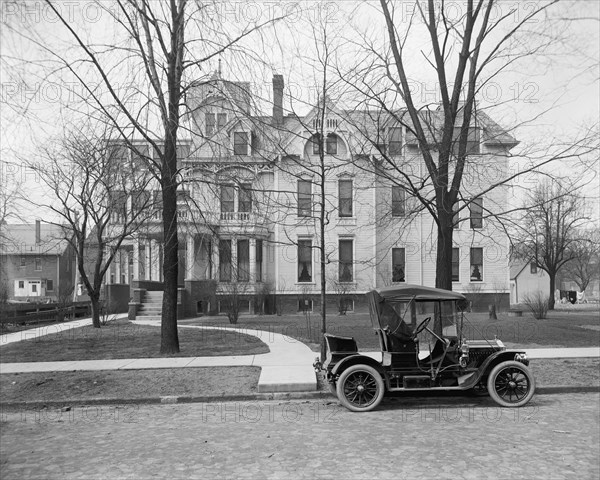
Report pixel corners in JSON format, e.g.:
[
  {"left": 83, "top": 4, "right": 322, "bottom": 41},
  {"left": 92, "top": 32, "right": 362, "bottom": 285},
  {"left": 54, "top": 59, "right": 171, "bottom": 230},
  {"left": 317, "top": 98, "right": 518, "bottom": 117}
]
[{"left": 1, "top": 392, "right": 598, "bottom": 479}]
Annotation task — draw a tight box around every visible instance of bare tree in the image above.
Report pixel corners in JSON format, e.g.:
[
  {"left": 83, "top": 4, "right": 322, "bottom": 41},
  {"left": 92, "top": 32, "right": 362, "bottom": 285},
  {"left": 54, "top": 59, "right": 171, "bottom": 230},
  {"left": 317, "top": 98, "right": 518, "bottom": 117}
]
[
  {"left": 562, "top": 228, "right": 600, "bottom": 293},
  {"left": 336, "top": 0, "right": 598, "bottom": 292},
  {"left": 8, "top": 0, "right": 281, "bottom": 352},
  {"left": 516, "top": 179, "right": 589, "bottom": 309},
  {"left": 31, "top": 123, "right": 156, "bottom": 328}
]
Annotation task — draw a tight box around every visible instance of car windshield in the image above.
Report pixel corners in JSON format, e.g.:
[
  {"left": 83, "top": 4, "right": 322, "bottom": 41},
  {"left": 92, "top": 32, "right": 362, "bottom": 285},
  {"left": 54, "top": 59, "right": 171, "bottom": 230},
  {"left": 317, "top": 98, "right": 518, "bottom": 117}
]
[{"left": 380, "top": 299, "right": 461, "bottom": 340}]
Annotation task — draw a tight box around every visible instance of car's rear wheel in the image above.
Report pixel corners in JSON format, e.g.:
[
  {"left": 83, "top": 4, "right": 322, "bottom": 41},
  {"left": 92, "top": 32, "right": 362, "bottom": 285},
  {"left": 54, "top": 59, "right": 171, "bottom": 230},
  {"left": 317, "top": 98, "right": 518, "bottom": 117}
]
[
  {"left": 336, "top": 364, "right": 385, "bottom": 412},
  {"left": 487, "top": 361, "right": 535, "bottom": 407}
]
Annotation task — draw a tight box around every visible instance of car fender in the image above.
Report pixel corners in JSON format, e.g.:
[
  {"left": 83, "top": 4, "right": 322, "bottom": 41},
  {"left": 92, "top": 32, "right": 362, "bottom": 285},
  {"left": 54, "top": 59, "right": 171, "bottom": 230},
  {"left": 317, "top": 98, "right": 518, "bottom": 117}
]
[
  {"left": 479, "top": 350, "right": 528, "bottom": 376},
  {"left": 331, "top": 354, "right": 384, "bottom": 377}
]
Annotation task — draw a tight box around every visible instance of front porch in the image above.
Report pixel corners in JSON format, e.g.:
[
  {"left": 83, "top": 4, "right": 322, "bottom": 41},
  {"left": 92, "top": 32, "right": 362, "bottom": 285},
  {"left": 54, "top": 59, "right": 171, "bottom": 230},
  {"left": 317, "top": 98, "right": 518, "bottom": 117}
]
[{"left": 105, "top": 232, "right": 270, "bottom": 319}]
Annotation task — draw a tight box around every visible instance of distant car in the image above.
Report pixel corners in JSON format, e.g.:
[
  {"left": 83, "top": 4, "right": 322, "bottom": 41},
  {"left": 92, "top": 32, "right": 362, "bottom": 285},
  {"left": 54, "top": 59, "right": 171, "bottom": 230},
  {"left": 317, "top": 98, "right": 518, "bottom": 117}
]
[{"left": 314, "top": 284, "right": 535, "bottom": 412}]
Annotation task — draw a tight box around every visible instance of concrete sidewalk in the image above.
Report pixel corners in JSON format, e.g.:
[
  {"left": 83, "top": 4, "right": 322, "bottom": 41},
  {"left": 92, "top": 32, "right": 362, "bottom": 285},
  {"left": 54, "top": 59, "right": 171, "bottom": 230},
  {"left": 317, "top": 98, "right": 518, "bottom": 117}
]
[
  {"left": 1, "top": 318, "right": 598, "bottom": 395},
  {"left": 0, "top": 320, "right": 318, "bottom": 393}
]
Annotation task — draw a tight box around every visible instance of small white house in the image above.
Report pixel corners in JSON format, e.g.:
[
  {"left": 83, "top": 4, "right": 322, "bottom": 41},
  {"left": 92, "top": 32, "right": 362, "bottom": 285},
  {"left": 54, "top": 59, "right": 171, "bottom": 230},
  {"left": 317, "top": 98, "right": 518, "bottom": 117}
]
[{"left": 510, "top": 260, "right": 550, "bottom": 304}]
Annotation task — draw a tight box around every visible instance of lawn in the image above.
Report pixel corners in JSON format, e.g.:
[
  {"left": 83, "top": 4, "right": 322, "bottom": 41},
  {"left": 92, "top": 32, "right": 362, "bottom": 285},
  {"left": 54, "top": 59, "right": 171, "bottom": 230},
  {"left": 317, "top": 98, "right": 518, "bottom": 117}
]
[
  {"left": 181, "top": 306, "right": 600, "bottom": 351},
  {"left": 0, "top": 366, "right": 261, "bottom": 404},
  {"left": 0, "top": 319, "right": 269, "bottom": 363}
]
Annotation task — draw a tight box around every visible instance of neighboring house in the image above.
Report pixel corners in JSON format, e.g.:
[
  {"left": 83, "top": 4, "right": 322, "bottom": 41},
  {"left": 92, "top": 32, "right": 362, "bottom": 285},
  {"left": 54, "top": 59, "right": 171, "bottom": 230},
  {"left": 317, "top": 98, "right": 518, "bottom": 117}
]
[
  {"left": 0, "top": 221, "right": 75, "bottom": 301},
  {"left": 509, "top": 260, "right": 550, "bottom": 304},
  {"left": 103, "top": 72, "right": 516, "bottom": 316}
]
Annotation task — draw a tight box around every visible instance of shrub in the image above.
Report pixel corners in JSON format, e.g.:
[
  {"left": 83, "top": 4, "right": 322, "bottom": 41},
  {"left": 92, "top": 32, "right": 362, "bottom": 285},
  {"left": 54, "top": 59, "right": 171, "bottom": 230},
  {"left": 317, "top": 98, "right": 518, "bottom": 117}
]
[{"left": 523, "top": 291, "right": 549, "bottom": 319}]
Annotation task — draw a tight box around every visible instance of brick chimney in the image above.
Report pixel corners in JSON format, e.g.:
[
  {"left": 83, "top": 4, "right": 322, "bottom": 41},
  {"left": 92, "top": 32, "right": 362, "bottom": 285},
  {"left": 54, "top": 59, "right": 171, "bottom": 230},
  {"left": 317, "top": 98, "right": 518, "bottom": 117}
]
[
  {"left": 35, "top": 219, "right": 41, "bottom": 244},
  {"left": 272, "top": 74, "right": 284, "bottom": 126}
]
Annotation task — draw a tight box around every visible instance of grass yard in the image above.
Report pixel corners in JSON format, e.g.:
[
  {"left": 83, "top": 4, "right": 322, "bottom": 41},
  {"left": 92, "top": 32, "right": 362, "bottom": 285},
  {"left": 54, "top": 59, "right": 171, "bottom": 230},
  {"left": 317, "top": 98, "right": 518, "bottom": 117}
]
[
  {"left": 0, "top": 366, "right": 261, "bottom": 404},
  {"left": 182, "top": 306, "right": 600, "bottom": 351},
  {"left": 0, "top": 319, "right": 269, "bottom": 363}
]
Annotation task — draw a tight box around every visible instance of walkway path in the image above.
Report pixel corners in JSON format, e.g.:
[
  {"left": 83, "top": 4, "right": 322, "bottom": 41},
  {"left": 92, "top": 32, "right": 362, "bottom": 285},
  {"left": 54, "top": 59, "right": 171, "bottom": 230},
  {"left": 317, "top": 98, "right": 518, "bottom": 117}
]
[
  {"left": 1, "top": 318, "right": 598, "bottom": 394},
  {"left": 0, "top": 319, "right": 317, "bottom": 393}
]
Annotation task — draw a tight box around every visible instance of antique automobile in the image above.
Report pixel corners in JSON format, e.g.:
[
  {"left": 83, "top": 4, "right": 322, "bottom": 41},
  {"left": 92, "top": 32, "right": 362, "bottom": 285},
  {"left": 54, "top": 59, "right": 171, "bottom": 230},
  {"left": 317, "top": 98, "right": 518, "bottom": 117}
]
[{"left": 314, "top": 284, "right": 535, "bottom": 412}]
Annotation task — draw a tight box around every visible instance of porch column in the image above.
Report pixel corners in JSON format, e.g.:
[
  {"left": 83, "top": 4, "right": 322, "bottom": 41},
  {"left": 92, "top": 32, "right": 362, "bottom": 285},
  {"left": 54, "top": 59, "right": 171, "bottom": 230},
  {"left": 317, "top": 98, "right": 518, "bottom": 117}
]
[
  {"left": 144, "top": 239, "right": 152, "bottom": 281},
  {"left": 124, "top": 248, "right": 130, "bottom": 284},
  {"left": 212, "top": 237, "right": 220, "bottom": 281},
  {"left": 151, "top": 239, "right": 160, "bottom": 281},
  {"left": 231, "top": 237, "right": 238, "bottom": 282},
  {"left": 186, "top": 234, "right": 195, "bottom": 280},
  {"left": 115, "top": 248, "right": 122, "bottom": 284},
  {"left": 249, "top": 238, "right": 256, "bottom": 283},
  {"left": 105, "top": 245, "right": 112, "bottom": 284},
  {"left": 132, "top": 238, "right": 140, "bottom": 281}
]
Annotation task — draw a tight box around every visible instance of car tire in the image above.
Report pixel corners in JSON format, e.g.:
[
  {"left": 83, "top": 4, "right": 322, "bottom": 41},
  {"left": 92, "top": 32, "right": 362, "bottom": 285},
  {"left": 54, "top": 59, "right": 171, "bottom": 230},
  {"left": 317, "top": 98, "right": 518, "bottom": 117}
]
[
  {"left": 487, "top": 360, "right": 535, "bottom": 407},
  {"left": 336, "top": 364, "right": 385, "bottom": 412}
]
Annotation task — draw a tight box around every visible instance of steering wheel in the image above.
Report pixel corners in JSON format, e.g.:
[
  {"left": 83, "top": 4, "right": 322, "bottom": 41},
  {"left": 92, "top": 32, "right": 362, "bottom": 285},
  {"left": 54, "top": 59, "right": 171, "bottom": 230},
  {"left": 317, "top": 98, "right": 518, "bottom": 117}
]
[{"left": 413, "top": 317, "right": 432, "bottom": 336}]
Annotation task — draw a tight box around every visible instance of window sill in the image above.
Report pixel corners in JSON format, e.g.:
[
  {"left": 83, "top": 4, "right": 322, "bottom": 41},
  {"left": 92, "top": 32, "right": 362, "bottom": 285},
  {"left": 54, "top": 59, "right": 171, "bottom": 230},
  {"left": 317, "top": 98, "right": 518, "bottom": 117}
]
[
  {"left": 296, "top": 282, "right": 316, "bottom": 286},
  {"left": 469, "top": 280, "right": 483, "bottom": 283},
  {"left": 337, "top": 217, "right": 356, "bottom": 226}
]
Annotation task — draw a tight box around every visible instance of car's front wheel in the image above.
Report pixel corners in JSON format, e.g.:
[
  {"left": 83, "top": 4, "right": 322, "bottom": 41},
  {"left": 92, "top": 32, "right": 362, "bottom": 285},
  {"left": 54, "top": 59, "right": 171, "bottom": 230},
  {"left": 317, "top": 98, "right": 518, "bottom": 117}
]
[
  {"left": 336, "top": 364, "right": 385, "bottom": 412},
  {"left": 487, "top": 361, "right": 535, "bottom": 407}
]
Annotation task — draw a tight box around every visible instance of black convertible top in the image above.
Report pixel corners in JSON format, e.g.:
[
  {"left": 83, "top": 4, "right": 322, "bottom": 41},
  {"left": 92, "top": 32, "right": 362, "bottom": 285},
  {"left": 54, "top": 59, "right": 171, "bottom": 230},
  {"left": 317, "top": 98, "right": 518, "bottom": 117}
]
[{"left": 369, "top": 284, "right": 466, "bottom": 303}]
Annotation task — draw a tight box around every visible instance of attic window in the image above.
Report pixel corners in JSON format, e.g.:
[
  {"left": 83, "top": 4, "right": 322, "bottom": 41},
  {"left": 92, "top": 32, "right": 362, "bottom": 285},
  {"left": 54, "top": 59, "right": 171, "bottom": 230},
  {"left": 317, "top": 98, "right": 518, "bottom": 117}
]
[
  {"left": 233, "top": 132, "right": 249, "bottom": 155},
  {"left": 327, "top": 118, "right": 338, "bottom": 129}
]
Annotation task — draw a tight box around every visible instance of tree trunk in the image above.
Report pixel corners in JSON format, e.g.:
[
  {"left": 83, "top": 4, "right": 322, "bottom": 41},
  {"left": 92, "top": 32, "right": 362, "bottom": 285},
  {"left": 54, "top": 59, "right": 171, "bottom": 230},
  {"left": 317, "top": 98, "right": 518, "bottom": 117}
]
[
  {"left": 548, "top": 272, "right": 556, "bottom": 310},
  {"left": 319, "top": 182, "right": 327, "bottom": 362},
  {"left": 435, "top": 213, "right": 454, "bottom": 291},
  {"left": 90, "top": 293, "right": 101, "bottom": 328},
  {"left": 160, "top": 139, "right": 180, "bottom": 354}
]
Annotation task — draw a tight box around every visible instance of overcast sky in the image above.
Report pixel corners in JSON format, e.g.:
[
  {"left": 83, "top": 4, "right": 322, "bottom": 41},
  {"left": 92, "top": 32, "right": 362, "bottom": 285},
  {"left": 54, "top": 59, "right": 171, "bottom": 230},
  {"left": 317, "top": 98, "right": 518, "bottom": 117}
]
[{"left": 1, "top": 0, "right": 598, "bottom": 222}]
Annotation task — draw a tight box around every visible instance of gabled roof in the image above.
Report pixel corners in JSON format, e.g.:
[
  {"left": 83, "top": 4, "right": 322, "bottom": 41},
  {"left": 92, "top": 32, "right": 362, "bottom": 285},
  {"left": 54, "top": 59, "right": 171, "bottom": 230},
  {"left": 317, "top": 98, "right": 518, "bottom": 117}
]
[
  {"left": 509, "top": 260, "right": 530, "bottom": 280},
  {"left": 0, "top": 223, "right": 71, "bottom": 256}
]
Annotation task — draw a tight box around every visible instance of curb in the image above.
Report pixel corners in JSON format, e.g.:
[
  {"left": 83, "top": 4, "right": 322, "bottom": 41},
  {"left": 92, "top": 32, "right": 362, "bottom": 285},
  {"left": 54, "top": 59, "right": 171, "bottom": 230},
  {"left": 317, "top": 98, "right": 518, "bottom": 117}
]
[{"left": 1, "top": 386, "right": 597, "bottom": 410}]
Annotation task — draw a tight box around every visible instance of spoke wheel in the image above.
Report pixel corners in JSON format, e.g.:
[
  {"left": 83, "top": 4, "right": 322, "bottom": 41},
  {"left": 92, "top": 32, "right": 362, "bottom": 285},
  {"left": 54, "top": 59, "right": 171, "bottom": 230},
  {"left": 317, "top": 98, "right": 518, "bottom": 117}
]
[
  {"left": 487, "top": 361, "right": 535, "bottom": 407},
  {"left": 336, "top": 364, "right": 384, "bottom": 412}
]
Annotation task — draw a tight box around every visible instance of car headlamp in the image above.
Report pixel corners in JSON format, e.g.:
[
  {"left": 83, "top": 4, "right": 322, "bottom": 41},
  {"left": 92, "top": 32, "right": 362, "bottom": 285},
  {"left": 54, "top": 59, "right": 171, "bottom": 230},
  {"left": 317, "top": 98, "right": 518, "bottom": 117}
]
[{"left": 514, "top": 353, "right": 528, "bottom": 364}]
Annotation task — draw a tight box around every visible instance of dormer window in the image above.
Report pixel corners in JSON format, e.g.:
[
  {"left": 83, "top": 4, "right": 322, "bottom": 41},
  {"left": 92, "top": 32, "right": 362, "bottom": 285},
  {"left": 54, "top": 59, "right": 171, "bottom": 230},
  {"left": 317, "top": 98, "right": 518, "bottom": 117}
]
[
  {"left": 388, "top": 127, "right": 402, "bottom": 155},
  {"left": 205, "top": 112, "right": 227, "bottom": 136},
  {"left": 326, "top": 133, "right": 338, "bottom": 155},
  {"left": 311, "top": 133, "right": 338, "bottom": 155},
  {"left": 206, "top": 113, "right": 215, "bottom": 135},
  {"left": 233, "top": 132, "right": 249, "bottom": 155}
]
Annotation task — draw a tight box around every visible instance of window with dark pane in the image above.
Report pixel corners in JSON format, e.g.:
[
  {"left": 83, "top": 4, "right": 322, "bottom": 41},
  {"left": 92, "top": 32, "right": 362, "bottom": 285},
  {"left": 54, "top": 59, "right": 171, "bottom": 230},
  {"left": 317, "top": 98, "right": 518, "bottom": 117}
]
[
  {"left": 452, "top": 202, "right": 460, "bottom": 229},
  {"left": 220, "top": 185, "right": 234, "bottom": 213},
  {"left": 238, "top": 184, "right": 252, "bottom": 213},
  {"left": 205, "top": 113, "right": 215, "bottom": 136},
  {"left": 339, "top": 239, "right": 353, "bottom": 282},
  {"left": 326, "top": 133, "right": 338, "bottom": 155},
  {"left": 219, "top": 239, "right": 232, "bottom": 282},
  {"left": 392, "top": 248, "right": 405, "bottom": 282},
  {"left": 298, "top": 240, "right": 312, "bottom": 282},
  {"left": 297, "top": 180, "right": 312, "bottom": 217},
  {"left": 391, "top": 186, "right": 405, "bottom": 217},
  {"left": 237, "top": 239, "right": 250, "bottom": 282},
  {"left": 256, "top": 240, "right": 263, "bottom": 282},
  {"left": 312, "top": 134, "right": 322, "bottom": 155},
  {"left": 234, "top": 132, "right": 249, "bottom": 155},
  {"left": 388, "top": 126, "right": 402, "bottom": 155},
  {"left": 470, "top": 247, "right": 483, "bottom": 281},
  {"left": 338, "top": 180, "right": 353, "bottom": 217},
  {"left": 452, "top": 248, "right": 460, "bottom": 281},
  {"left": 470, "top": 197, "right": 483, "bottom": 229}
]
